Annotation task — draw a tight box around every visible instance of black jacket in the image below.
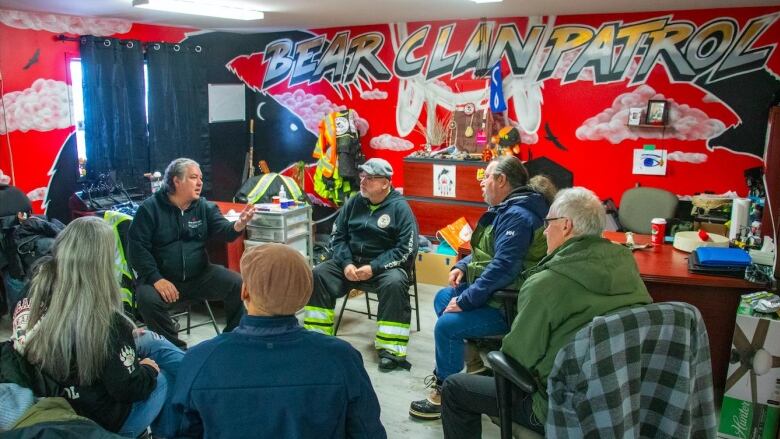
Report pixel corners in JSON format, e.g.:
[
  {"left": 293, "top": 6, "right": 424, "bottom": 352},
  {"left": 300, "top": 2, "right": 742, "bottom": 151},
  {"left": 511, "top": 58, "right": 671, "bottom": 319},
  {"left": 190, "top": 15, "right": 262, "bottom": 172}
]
[
  {"left": 128, "top": 190, "right": 241, "bottom": 284},
  {"left": 2, "top": 311, "right": 158, "bottom": 432},
  {"left": 331, "top": 189, "right": 418, "bottom": 274}
]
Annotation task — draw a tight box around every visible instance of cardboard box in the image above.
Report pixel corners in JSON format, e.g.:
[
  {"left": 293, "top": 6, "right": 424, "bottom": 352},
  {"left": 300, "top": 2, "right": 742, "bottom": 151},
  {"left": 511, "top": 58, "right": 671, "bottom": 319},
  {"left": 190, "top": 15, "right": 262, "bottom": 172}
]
[
  {"left": 695, "top": 220, "right": 729, "bottom": 237},
  {"left": 415, "top": 247, "right": 456, "bottom": 286},
  {"left": 718, "top": 305, "right": 780, "bottom": 438}
]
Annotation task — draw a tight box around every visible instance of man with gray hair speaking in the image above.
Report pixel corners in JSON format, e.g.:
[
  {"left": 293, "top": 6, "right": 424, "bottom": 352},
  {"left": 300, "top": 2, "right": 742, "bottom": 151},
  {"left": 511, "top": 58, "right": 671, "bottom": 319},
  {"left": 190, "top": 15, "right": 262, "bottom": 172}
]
[{"left": 129, "top": 157, "right": 255, "bottom": 349}]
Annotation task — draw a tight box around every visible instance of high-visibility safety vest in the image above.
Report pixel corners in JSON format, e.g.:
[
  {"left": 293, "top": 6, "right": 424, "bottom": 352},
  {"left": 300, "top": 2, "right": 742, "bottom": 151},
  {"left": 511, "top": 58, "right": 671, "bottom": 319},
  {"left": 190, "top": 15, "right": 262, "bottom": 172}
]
[
  {"left": 245, "top": 173, "right": 303, "bottom": 205},
  {"left": 312, "top": 110, "right": 360, "bottom": 205},
  {"left": 104, "top": 210, "right": 134, "bottom": 307}
]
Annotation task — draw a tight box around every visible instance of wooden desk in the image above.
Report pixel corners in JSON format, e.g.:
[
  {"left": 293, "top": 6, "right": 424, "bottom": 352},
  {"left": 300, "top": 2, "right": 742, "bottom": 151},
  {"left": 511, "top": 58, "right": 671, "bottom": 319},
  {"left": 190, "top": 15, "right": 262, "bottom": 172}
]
[
  {"left": 403, "top": 157, "right": 488, "bottom": 236},
  {"left": 603, "top": 232, "right": 764, "bottom": 390},
  {"left": 208, "top": 201, "right": 246, "bottom": 273},
  {"left": 459, "top": 232, "right": 764, "bottom": 390}
]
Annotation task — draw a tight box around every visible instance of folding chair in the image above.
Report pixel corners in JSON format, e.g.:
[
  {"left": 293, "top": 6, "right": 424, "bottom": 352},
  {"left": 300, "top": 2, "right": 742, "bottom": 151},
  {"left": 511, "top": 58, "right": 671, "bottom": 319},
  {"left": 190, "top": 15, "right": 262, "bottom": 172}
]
[{"left": 334, "top": 264, "right": 420, "bottom": 334}]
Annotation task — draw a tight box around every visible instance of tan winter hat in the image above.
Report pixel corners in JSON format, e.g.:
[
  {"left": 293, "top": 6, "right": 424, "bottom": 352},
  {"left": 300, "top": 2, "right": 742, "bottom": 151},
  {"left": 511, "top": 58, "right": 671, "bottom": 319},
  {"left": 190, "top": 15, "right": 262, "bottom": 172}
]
[{"left": 240, "top": 243, "right": 313, "bottom": 316}]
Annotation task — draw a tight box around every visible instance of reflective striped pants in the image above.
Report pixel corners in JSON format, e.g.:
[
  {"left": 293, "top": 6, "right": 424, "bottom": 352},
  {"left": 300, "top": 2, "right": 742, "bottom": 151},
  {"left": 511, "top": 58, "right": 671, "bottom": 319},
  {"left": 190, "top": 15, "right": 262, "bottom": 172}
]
[{"left": 303, "top": 259, "right": 412, "bottom": 357}]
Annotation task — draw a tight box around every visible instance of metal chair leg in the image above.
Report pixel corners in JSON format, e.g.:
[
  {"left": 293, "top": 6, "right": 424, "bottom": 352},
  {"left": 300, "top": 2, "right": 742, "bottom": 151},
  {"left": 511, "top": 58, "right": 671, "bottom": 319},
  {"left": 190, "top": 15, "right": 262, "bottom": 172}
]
[
  {"left": 412, "top": 269, "right": 420, "bottom": 331},
  {"left": 203, "top": 300, "right": 221, "bottom": 334},
  {"left": 364, "top": 290, "right": 373, "bottom": 319},
  {"left": 334, "top": 292, "right": 350, "bottom": 335},
  {"left": 186, "top": 306, "right": 192, "bottom": 335}
]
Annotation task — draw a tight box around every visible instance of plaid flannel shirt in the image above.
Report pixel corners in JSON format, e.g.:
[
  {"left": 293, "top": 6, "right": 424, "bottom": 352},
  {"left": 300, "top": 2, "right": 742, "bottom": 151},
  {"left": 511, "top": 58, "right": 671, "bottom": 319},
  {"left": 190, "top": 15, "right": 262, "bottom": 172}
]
[{"left": 546, "top": 302, "right": 717, "bottom": 438}]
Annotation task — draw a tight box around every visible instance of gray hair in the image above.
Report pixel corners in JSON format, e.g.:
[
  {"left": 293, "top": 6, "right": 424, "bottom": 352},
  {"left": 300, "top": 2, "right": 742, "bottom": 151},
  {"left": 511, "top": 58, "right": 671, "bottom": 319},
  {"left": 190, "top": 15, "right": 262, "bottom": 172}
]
[
  {"left": 549, "top": 187, "right": 606, "bottom": 237},
  {"left": 163, "top": 158, "right": 199, "bottom": 194},
  {"left": 491, "top": 155, "right": 529, "bottom": 189},
  {"left": 24, "top": 216, "right": 130, "bottom": 385}
]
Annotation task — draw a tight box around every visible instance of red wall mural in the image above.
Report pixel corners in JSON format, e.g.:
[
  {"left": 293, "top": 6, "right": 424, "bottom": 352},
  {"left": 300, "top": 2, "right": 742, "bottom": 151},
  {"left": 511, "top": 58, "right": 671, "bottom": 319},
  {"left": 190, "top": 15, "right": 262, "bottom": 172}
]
[
  {"left": 1, "top": 6, "right": 779, "bottom": 220},
  {"left": 218, "top": 7, "right": 780, "bottom": 205},
  {"left": 0, "top": 9, "right": 190, "bottom": 217}
]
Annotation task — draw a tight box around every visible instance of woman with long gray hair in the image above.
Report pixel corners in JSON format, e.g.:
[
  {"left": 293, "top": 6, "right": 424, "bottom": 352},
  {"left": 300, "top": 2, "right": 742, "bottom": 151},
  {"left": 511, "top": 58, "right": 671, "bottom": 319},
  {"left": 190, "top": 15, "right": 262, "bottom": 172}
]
[{"left": 11, "top": 216, "right": 183, "bottom": 437}]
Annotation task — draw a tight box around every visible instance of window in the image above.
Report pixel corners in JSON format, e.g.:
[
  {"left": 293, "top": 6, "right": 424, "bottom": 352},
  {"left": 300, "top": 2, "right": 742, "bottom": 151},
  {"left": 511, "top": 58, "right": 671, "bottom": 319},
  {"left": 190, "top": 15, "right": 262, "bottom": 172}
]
[
  {"left": 68, "top": 59, "right": 86, "bottom": 175},
  {"left": 68, "top": 59, "right": 149, "bottom": 177}
]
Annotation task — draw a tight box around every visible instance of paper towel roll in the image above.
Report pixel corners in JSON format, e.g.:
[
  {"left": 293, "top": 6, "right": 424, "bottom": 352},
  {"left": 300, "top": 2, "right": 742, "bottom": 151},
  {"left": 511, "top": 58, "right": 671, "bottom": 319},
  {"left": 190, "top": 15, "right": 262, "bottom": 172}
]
[{"left": 729, "top": 198, "right": 751, "bottom": 240}]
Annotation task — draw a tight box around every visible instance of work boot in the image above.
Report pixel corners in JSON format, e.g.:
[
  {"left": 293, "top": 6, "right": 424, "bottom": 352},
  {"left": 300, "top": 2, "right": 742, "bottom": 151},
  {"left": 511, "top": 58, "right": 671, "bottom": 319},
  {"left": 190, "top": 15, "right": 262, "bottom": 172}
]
[
  {"left": 378, "top": 349, "right": 412, "bottom": 372},
  {"left": 409, "top": 374, "right": 442, "bottom": 420},
  {"left": 464, "top": 341, "right": 488, "bottom": 375}
]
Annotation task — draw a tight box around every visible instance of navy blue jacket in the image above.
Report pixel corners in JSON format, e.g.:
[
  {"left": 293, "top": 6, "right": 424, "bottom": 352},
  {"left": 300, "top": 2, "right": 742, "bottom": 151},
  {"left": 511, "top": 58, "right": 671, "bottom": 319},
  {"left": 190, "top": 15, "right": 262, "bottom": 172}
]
[
  {"left": 453, "top": 188, "right": 548, "bottom": 310},
  {"left": 171, "top": 315, "right": 386, "bottom": 439},
  {"left": 331, "top": 189, "right": 418, "bottom": 275}
]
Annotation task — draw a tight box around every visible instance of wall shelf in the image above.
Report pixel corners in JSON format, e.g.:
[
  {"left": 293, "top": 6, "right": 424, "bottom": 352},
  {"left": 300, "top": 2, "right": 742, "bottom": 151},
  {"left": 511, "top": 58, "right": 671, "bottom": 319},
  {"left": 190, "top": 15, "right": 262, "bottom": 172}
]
[{"left": 626, "top": 123, "right": 667, "bottom": 129}]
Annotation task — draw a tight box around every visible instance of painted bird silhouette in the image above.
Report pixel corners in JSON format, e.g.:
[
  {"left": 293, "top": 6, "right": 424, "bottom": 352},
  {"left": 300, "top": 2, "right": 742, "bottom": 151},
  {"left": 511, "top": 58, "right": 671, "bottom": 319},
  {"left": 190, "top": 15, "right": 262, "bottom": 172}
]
[
  {"left": 544, "top": 122, "right": 567, "bottom": 151},
  {"left": 23, "top": 49, "right": 40, "bottom": 70}
]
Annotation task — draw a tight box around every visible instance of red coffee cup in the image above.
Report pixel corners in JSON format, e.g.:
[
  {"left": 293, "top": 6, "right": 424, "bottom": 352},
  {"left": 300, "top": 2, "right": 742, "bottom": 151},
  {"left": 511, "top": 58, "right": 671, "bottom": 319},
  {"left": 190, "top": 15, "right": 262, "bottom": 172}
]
[{"left": 651, "top": 218, "right": 666, "bottom": 245}]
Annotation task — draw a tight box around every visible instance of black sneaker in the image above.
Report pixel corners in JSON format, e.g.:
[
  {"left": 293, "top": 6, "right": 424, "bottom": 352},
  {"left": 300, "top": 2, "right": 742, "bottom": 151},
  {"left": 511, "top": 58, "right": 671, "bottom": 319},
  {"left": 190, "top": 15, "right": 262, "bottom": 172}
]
[
  {"left": 378, "top": 350, "right": 412, "bottom": 372},
  {"left": 409, "top": 375, "right": 442, "bottom": 420}
]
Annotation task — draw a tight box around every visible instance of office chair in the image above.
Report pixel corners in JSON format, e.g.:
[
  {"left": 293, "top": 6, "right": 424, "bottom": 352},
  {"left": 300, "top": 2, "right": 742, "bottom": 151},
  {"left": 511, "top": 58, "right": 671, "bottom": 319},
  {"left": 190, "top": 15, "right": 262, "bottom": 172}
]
[
  {"left": 487, "top": 302, "right": 716, "bottom": 439},
  {"left": 334, "top": 263, "right": 420, "bottom": 334},
  {"left": 618, "top": 187, "right": 678, "bottom": 234}
]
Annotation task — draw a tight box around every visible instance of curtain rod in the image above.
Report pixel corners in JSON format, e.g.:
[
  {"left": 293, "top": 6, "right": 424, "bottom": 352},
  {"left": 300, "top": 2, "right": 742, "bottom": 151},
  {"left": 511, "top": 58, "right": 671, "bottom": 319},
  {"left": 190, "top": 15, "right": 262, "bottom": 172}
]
[
  {"left": 55, "top": 34, "right": 201, "bottom": 52},
  {"left": 55, "top": 34, "right": 140, "bottom": 47}
]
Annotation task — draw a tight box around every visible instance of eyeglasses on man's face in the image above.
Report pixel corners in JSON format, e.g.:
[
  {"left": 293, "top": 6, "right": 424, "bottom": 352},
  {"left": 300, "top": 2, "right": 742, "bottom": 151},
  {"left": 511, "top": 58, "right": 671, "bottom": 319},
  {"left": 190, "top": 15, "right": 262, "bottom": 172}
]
[
  {"left": 477, "top": 172, "right": 501, "bottom": 182},
  {"left": 359, "top": 172, "right": 385, "bottom": 181},
  {"left": 543, "top": 217, "right": 567, "bottom": 228}
]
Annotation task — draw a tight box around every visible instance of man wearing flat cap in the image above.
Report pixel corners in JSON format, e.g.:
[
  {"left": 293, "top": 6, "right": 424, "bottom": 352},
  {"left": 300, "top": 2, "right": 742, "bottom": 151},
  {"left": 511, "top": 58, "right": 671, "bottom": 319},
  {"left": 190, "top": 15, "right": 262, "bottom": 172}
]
[
  {"left": 171, "top": 244, "right": 386, "bottom": 438},
  {"left": 304, "top": 158, "right": 419, "bottom": 371}
]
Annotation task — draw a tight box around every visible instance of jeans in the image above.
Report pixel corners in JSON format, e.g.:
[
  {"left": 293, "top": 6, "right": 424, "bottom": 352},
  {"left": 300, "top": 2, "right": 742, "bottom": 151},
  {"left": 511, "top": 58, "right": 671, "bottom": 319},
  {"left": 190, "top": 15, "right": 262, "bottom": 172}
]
[
  {"left": 3, "top": 273, "right": 26, "bottom": 316},
  {"left": 441, "top": 373, "right": 544, "bottom": 438},
  {"left": 433, "top": 286, "right": 508, "bottom": 380},
  {"left": 118, "top": 330, "right": 184, "bottom": 438}
]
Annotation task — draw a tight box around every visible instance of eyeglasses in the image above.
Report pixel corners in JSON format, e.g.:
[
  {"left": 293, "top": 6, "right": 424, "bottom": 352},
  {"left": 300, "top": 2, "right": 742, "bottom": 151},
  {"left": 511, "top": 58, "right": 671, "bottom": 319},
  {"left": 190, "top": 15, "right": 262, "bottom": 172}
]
[
  {"left": 477, "top": 172, "right": 501, "bottom": 182},
  {"left": 359, "top": 172, "right": 386, "bottom": 181},
  {"left": 543, "top": 217, "right": 567, "bottom": 228}
]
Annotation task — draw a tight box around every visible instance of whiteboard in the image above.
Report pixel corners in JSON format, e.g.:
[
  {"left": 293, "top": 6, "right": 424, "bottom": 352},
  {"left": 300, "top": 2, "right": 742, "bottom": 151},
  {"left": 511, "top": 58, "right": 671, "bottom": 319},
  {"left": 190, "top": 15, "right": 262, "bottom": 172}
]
[{"left": 208, "top": 84, "right": 245, "bottom": 123}]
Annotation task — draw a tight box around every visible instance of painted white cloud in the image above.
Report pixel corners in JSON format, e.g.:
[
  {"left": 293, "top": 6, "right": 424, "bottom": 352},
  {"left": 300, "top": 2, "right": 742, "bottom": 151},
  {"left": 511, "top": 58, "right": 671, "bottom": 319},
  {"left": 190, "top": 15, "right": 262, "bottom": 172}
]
[
  {"left": 369, "top": 134, "right": 414, "bottom": 151},
  {"left": 0, "top": 8, "right": 131, "bottom": 36},
  {"left": 0, "top": 169, "right": 9, "bottom": 185},
  {"left": 667, "top": 151, "right": 708, "bottom": 164},
  {"left": 27, "top": 187, "right": 47, "bottom": 202},
  {"left": 360, "top": 89, "right": 388, "bottom": 100},
  {"left": 352, "top": 111, "right": 369, "bottom": 137},
  {"left": 575, "top": 84, "right": 726, "bottom": 144},
  {"left": 0, "top": 79, "right": 72, "bottom": 134},
  {"left": 274, "top": 89, "right": 369, "bottom": 136}
]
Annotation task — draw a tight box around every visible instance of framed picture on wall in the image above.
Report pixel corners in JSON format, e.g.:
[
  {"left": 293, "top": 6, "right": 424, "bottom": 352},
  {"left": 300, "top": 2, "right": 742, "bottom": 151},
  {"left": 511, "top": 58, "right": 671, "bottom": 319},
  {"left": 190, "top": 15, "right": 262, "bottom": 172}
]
[
  {"left": 627, "top": 107, "right": 643, "bottom": 126},
  {"left": 645, "top": 100, "right": 668, "bottom": 125}
]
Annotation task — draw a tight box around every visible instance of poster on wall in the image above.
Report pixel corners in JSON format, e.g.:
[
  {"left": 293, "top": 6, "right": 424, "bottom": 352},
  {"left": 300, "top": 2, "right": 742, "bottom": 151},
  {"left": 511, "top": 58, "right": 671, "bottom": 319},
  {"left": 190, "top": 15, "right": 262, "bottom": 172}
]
[
  {"left": 433, "top": 164, "right": 456, "bottom": 198},
  {"left": 633, "top": 148, "right": 667, "bottom": 175},
  {"left": 208, "top": 84, "right": 246, "bottom": 123}
]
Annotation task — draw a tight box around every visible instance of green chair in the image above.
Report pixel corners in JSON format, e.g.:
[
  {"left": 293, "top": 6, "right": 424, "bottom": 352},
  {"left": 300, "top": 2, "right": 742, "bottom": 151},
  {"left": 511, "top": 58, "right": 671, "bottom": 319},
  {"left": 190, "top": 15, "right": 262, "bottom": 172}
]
[{"left": 618, "top": 187, "right": 678, "bottom": 234}]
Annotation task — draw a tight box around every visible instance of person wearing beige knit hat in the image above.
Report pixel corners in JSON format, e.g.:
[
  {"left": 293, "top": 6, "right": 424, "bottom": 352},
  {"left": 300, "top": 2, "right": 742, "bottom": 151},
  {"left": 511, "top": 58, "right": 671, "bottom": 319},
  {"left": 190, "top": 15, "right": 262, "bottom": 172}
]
[
  {"left": 170, "top": 244, "right": 386, "bottom": 438},
  {"left": 240, "top": 243, "right": 313, "bottom": 316}
]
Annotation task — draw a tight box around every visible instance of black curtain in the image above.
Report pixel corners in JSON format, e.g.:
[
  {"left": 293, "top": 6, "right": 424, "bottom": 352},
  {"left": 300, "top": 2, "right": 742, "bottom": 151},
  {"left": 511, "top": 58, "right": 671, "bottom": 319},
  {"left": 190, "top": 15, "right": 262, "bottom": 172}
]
[
  {"left": 146, "top": 43, "right": 211, "bottom": 192},
  {"left": 80, "top": 36, "right": 147, "bottom": 190}
]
